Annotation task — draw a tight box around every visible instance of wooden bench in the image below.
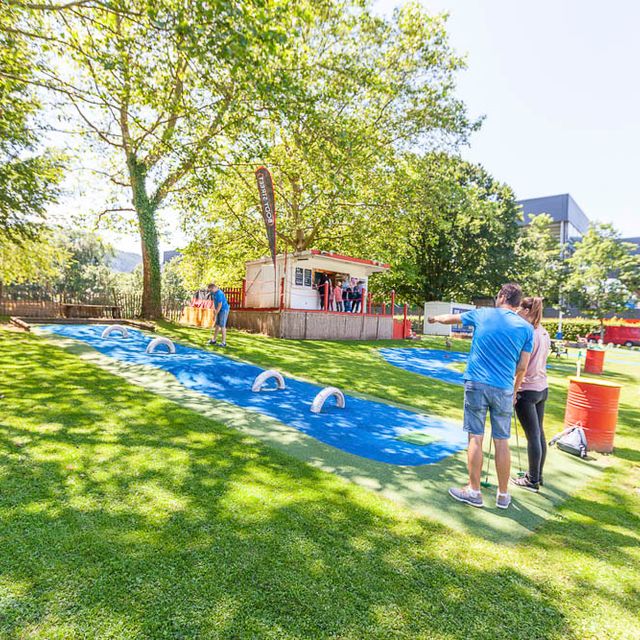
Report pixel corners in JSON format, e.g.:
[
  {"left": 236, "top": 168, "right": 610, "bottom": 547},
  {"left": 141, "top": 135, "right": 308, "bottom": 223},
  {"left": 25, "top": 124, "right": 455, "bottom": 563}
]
[{"left": 61, "top": 304, "right": 122, "bottom": 319}]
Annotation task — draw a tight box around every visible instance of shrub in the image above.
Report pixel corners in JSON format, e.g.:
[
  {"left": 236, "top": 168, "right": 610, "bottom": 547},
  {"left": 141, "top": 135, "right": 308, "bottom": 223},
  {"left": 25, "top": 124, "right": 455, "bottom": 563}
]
[{"left": 541, "top": 318, "right": 600, "bottom": 341}]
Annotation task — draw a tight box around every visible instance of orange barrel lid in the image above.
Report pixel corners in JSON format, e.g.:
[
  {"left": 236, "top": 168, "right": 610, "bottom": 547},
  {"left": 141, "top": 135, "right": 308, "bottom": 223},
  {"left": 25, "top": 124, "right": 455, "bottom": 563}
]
[{"left": 568, "top": 376, "right": 622, "bottom": 388}]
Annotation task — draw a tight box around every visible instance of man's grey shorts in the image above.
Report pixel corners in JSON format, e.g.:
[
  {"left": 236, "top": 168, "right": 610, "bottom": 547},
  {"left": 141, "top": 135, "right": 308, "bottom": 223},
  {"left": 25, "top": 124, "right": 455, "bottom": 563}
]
[
  {"left": 216, "top": 308, "right": 229, "bottom": 328},
  {"left": 463, "top": 380, "right": 513, "bottom": 440}
]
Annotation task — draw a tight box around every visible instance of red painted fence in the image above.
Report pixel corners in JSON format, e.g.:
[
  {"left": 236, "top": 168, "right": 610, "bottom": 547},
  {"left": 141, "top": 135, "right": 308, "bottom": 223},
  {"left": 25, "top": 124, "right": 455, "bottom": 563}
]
[{"left": 189, "top": 281, "right": 246, "bottom": 310}]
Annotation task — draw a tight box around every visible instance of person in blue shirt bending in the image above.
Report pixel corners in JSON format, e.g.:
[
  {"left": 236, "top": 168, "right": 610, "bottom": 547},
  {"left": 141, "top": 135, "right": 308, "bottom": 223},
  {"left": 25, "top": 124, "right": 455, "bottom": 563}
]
[
  {"left": 427, "top": 283, "right": 534, "bottom": 510},
  {"left": 206, "top": 283, "right": 230, "bottom": 347}
]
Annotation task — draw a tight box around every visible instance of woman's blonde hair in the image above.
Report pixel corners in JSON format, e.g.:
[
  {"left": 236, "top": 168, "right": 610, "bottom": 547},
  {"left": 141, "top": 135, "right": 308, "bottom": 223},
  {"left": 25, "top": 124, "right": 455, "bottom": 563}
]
[{"left": 520, "top": 297, "right": 543, "bottom": 328}]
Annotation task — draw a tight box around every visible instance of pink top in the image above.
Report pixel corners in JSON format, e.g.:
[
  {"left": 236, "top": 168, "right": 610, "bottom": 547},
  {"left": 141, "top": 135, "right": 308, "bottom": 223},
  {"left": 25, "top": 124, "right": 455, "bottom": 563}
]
[
  {"left": 333, "top": 287, "right": 342, "bottom": 302},
  {"left": 520, "top": 324, "right": 550, "bottom": 392}
]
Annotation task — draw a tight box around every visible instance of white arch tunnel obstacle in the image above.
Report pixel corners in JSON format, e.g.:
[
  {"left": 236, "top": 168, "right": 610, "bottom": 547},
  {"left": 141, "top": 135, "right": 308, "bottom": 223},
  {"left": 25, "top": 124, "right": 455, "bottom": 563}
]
[
  {"left": 252, "top": 369, "right": 286, "bottom": 392},
  {"left": 310, "top": 386, "right": 345, "bottom": 414},
  {"left": 101, "top": 324, "right": 129, "bottom": 339},
  {"left": 146, "top": 337, "right": 176, "bottom": 354}
]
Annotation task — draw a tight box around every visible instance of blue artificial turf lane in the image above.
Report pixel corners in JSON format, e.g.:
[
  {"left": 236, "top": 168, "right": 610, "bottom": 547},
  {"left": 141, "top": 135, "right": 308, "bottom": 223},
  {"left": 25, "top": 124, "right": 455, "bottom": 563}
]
[
  {"left": 40, "top": 325, "right": 467, "bottom": 466},
  {"left": 379, "top": 347, "right": 467, "bottom": 386}
]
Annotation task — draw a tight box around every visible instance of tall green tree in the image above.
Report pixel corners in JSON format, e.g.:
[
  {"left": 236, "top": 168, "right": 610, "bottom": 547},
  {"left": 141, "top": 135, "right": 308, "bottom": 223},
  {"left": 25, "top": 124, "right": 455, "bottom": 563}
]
[
  {"left": 53, "top": 230, "right": 115, "bottom": 300},
  {"left": 565, "top": 223, "right": 640, "bottom": 335},
  {"left": 7, "top": 0, "right": 329, "bottom": 317},
  {"left": 0, "top": 6, "right": 63, "bottom": 284},
  {"left": 355, "top": 153, "right": 521, "bottom": 304},
  {"left": 179, "top": 2, "right": 475, "bottom": 267},
  {"left": 514, "top": 213, "right": 563, "bottom": 304}
]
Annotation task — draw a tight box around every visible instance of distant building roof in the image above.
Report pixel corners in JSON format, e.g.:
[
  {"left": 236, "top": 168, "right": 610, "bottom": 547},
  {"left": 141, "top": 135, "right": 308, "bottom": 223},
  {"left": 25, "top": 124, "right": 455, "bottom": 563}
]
[
  {"left": 621, "top": 237, "right": 640, "bottom": 255},
  {"left": 516, "top": 193, "right": 590, "bottom": 235}
]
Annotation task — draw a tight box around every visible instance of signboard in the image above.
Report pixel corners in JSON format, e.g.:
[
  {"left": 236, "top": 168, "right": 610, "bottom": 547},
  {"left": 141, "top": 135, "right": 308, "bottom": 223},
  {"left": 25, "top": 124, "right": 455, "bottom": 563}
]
[
  {"left": 304, "top": 268, "right": 312, "bottom": 287},
  {"left": 451, "top": 306, "right": 473, "bottom": 334},
  {"left": 295, "top": 267, "right": 304, "bottom": 286},
  {"left": 255, "top": 166, "right": 276, "bottom": 268}
]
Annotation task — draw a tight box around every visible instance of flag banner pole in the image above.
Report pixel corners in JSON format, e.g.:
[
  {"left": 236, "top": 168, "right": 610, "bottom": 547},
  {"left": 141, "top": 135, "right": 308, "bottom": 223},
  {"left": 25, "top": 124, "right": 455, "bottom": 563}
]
[{"left": 255, "top": 166, "right": 277, "bottom": 307}]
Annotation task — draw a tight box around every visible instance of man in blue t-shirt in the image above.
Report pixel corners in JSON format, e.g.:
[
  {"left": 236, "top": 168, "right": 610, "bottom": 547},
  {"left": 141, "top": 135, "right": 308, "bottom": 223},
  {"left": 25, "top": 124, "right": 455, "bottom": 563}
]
[
  {"left": 206, "top": 283, "right": 230, "bottom": 347},
  {"left": 427, "top": 283, "right": 534, "bottom": 510}
]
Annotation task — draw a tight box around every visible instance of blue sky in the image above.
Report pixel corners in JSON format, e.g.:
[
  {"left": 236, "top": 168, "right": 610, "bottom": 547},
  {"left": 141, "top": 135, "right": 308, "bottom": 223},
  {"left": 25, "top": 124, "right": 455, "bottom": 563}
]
[{"left": 375, "top": 0, "right": 639, "bottom": 236}]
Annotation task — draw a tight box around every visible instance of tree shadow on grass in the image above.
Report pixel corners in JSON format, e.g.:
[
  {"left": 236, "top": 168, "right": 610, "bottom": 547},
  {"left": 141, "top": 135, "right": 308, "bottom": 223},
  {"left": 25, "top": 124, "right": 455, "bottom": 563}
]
[
  {"left": 32, "top": 327, "right": 609, "bottom": 545},
  {"left": 0, "top": 333, "right": 576, "bottom": 640}
]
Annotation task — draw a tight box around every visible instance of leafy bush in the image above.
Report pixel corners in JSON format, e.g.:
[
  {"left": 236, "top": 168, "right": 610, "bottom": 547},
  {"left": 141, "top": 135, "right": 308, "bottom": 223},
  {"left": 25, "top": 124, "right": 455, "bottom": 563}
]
[{"left": 541, "top": 318, "right": 599, "bottom": 341}]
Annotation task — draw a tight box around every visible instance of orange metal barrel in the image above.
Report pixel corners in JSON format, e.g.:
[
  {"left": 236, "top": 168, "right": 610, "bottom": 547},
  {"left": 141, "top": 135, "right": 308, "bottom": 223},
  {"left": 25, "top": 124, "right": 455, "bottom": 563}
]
[
  {"left": 584, "top": 349, "right": 605, "bottom": 374},
  {"left": 564, "top": 376, "right": 622, "bottom": 453}
]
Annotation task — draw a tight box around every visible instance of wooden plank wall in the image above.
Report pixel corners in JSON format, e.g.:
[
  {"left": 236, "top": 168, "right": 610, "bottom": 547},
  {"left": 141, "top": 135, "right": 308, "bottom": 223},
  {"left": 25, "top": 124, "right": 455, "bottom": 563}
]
[{"left": 228, "top": 310, "right": 393, "bottom": 341}]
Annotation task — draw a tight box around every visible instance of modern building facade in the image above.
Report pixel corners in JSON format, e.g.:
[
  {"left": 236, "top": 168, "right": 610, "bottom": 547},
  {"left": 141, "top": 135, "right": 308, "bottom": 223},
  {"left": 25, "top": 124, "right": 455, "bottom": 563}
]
[{"left": 517, "top": 193, "right": 590, "bottom": 244}]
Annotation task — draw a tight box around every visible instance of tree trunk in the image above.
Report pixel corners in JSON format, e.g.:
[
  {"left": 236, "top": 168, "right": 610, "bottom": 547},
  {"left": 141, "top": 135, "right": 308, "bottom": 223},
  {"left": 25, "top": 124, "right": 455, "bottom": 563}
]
[
  {"left": 128, "top": 156, "right": 162, "bottom": 319},
  {"left": 138, "top": 205, "right": 162, "bottom": 319}
]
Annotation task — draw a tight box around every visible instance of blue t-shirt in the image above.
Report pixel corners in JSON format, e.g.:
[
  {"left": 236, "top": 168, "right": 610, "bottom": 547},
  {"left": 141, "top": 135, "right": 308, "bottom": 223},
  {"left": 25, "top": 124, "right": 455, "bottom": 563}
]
[
  {"left": 210, "top": 289, "right": 229, "bottom": 311},
  {"left": 461, "top": 307, "right": 534, "bottom": 390}
]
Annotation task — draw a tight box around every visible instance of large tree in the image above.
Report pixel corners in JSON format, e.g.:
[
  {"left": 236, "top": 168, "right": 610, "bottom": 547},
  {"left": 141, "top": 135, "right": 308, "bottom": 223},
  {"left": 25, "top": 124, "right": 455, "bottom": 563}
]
[
  {"left": 354, "top": 153, "right": 521, "bottom": 304},
  {"left": 0, "top": 6, "right": 63, "bottom": 284},
  {"left": 565, "top": 223, "right": 640, "bottom": 335},
  {"left": 513, "top": 213, "right": 563, "bottom": 304},
  {"left": 178, "top": 1, "right": 475, "bottom": 277},
  {"left": 6, "top": 0, "right": 328, "bottom": 317}
]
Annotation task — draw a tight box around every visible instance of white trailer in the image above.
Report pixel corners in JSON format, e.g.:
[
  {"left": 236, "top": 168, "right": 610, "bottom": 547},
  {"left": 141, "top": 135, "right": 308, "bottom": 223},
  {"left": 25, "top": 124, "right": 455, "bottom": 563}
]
[{"left": 423, "top": 301, "right": 476, "bottom": 337}]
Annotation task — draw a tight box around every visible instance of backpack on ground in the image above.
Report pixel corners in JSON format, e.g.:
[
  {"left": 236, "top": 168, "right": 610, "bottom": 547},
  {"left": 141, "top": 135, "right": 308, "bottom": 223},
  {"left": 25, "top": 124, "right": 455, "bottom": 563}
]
[{"left": 549, "top": 425, "right": 588, "bottom": 458}]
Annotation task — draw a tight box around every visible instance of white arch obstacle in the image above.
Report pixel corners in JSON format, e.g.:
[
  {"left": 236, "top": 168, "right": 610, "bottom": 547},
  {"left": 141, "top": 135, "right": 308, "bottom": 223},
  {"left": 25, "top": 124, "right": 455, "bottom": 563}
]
[
  {"left": 146, "top": 337, "right": 176, "bottom": 354},
  {"left": 251, "top": 369, "right": 286, "bottom": 392},
  {"left": 310, "top": 386, "right": 346, "bottom": 414},
  {"left": 101, "top": 324, "right": 129, "bottom": 339}
]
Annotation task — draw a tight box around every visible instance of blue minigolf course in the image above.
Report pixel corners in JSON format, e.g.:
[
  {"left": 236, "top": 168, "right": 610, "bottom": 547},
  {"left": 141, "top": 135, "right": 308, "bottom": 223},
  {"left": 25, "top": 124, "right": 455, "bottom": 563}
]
[
  {"left": 39, "top": 325, "right": 467, "bottom": 466},
  {"left": 379, "top": 348, "right": 467, "bottom": 386}
]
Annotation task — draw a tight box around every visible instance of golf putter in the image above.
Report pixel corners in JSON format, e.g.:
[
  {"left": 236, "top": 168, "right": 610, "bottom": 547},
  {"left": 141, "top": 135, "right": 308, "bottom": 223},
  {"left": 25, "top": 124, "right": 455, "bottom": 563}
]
[
  {"left": 514, "top": 412, "right": 525, "bottom": 477},
  {"left": 481, "top": 436, "right": 492, "bottom": 488}
]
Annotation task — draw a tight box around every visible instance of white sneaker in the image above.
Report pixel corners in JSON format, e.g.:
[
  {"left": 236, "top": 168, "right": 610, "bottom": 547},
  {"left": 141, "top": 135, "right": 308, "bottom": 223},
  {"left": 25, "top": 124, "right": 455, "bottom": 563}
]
[
  {"left": 496, "top": 491, "right": 511, "bottom": 509},
  {"left": 448, "top": 486, "right": 484, "bottom": 508}
]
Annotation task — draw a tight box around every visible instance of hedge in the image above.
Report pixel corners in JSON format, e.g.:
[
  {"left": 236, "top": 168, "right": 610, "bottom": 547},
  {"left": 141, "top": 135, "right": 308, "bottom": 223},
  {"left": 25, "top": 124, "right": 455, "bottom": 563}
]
[
  {"left": 541, "top": 317, "right": 640, "bottom": 341},
  {"left": 541, "top": 319, "right": 600, "bottom": 341}
]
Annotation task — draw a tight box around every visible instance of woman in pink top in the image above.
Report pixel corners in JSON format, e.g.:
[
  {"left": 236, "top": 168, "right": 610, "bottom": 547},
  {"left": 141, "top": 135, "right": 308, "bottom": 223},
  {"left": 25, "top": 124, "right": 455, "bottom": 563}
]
[
  {"left": 333, "top": 281, "right": 343, "bottom": 312},
  {"left": 512, "top": 297, "right": 551, "bottom": 492}
]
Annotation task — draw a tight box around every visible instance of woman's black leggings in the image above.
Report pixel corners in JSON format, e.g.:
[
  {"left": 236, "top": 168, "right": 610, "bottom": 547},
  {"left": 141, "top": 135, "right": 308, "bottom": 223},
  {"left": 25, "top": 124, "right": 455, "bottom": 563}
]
[{"left": 514, "top": 388, "right": 548, "bottom": 484}]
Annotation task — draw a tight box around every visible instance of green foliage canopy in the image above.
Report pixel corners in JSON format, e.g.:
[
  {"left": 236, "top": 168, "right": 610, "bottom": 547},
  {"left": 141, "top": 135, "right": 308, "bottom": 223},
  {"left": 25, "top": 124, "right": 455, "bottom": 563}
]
[
  {"left": 0, "top": 6, "right": 64, "bottom": 283},
  {"left": 8, "top": 0, "right": 341, "bottom": 316},
  {"left": 566, "top": 223, "right": 640, "bottom": 325},
  {"left": 353, "top": 153, "right": 521, "bottom": 304},
  {"left": 178, "top": 2, "right": 476, "bottom": 280},
  {"left": 513, "top": 213, "right": 563, "bottom": 304}
]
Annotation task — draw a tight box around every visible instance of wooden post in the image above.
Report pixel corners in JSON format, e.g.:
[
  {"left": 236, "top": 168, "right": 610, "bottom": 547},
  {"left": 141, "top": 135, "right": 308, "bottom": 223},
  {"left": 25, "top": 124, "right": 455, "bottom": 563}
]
[
  {"left": 368, "top": 292, "right": 372, "bottom": 314},
  {"left": 390, "top": 290, "right": 395, "bottom": 316},
  {"left": 382, "top": 302, "right": 386, "bottom": 315},
  {"left": 323, "top": 284, "right": 329, "bottom": 312},
  {"left": 403, "top": 303, "right": 408, "bottom": 338},
  {"left": 280, "top": 277, "right": 285, "bottom": 310},
  {"left": 241, "top": 278, "right": 246, "bottom": 308},
  {"left": 361, "top": 288, "right": 366, "bottom": 315}
]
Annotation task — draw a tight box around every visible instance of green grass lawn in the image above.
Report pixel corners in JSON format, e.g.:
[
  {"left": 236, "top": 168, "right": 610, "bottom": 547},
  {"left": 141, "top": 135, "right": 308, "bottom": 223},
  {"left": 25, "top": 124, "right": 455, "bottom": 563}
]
[{"left": 1, "top": 324, "right": 639, "bottom": 639}]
